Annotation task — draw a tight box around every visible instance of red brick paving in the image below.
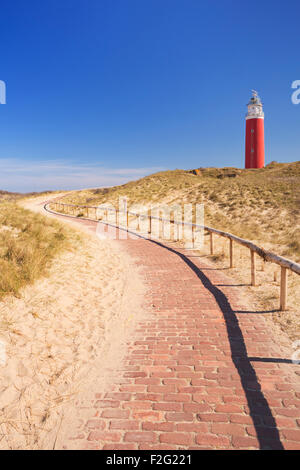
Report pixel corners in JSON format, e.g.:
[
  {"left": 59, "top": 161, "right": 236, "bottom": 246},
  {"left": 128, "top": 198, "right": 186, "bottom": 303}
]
[{"left": 46, "top": 210, "right": 300, "bottom": 450}]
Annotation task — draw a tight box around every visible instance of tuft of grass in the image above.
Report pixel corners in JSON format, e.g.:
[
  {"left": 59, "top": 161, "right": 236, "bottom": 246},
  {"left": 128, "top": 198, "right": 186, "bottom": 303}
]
[{"left": 0, "top": 201, "right": 69, "bottom": 299}]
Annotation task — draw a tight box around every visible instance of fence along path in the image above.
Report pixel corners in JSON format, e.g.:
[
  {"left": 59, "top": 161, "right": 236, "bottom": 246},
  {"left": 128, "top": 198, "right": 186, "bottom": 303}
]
[{"left": 47, "top": 201, "right": 300, "bottom": 312}]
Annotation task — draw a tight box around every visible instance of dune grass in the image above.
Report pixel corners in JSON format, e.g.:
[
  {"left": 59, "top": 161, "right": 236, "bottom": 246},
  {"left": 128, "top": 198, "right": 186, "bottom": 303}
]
[
  {"left": 62, "top": 161, "right": 300, "bottom": 261},
  {"left": 0, "top": 200, "right": 70, "bottom": 299}
]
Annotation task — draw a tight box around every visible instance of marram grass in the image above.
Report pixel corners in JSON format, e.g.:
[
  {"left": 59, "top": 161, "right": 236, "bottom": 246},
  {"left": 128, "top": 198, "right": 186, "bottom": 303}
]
[{"left": 0, "top": 202, "right": 70, "bottom": 299}]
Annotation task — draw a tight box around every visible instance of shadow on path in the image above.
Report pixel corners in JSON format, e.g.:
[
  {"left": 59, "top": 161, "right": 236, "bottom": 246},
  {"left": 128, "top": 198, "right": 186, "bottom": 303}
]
[
  {"left": 235, "top": 309, "right": 279, "bottom": 314},
  {"left": 249, "top": 357, "right": 298, "bottom": 365},
  {"left": 147, "top": 238, "right": 285, "bottom": 450}
]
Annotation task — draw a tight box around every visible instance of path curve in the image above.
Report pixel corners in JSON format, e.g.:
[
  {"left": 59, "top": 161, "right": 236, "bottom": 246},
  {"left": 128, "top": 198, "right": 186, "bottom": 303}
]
[{"left": 44, "top": 203, "right": 300, "bottom": 450}]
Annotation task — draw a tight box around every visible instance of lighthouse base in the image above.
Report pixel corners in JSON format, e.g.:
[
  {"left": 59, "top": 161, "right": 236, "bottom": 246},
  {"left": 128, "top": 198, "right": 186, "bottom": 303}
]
[{"left": 245, "top": 117, "right": 265, "bottom": 169}]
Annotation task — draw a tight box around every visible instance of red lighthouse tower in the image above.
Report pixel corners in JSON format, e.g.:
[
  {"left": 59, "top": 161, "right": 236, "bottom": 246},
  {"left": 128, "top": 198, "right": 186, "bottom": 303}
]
[{"left": 245, "top": 90, "right": 265, "bottom": 169}]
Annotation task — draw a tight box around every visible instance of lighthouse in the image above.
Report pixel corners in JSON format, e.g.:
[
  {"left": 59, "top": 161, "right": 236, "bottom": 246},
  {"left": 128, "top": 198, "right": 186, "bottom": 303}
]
[{"left": 245, "top": 90, "right": 265, "bottom": 169}]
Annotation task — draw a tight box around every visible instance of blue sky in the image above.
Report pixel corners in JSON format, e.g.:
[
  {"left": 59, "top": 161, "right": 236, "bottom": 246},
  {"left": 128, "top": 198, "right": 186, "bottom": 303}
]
[{"left": 0, "top": 0, "right": 299, "bottom": 192}]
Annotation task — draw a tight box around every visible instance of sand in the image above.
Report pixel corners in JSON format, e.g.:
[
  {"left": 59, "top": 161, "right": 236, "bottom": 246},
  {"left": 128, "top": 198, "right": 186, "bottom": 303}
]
[{"left": 0, "top": 195, "right": 146, "bottom": 449}]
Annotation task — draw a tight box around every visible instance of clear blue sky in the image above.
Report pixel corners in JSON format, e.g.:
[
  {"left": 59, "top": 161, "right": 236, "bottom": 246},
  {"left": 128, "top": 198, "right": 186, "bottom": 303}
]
[{"left": 0, "top": 0, "right": 299, "bottom": 192}]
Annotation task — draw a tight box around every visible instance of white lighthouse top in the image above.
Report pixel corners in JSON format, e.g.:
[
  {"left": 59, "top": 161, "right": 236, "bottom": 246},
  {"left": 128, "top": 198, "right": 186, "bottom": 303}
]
[{"left": 246, "top": 90, "right": 264, "bottom": 119}]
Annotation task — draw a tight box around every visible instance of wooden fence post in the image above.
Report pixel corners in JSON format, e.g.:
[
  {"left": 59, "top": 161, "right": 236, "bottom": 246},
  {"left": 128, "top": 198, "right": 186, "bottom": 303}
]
[
  {"left": 149, "top": 213, "right": 152, "bottom": 235},
  {"left": 251, "top": 250, "right": 256, "bottom": 286},
  {"left": 210, "top": 232, "right": 214, "bottom": 255},
  {"left": 173, "top": 222, "right": 177, "bottom": 241},
  {"left": 229, "top": 239, "right": 234, "bottom": 268},
  {"left": 280, "top": 267, "right": 287, "bottom": 311}
]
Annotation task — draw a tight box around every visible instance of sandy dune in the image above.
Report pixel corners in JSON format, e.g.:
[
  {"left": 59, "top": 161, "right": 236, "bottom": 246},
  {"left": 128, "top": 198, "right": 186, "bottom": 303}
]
[{"left": 0, "top": 196, "right": 146, "bottom": 449}]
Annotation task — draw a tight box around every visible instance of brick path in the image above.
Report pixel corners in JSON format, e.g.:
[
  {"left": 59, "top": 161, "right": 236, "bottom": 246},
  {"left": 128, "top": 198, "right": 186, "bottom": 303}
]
[{"left": 48, "top": 211, "right": 300, "bottom": 450}]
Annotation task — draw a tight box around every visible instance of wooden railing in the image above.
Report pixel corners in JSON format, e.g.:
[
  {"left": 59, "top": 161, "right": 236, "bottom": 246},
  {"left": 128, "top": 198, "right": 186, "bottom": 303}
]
[{"left": 46, "top": 201, "right": 300, "bottom": 312}]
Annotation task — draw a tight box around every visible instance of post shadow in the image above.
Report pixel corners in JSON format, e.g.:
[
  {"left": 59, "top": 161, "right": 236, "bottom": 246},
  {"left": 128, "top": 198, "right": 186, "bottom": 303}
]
[{"left": 249, "top": 357, "right": 298, "bottom": 364}]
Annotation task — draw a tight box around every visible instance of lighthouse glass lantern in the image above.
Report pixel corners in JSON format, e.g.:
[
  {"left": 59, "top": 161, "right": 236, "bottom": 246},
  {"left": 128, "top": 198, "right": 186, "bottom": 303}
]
[{"left": 245, "top": 90, "right": 265, "bottom": 169}]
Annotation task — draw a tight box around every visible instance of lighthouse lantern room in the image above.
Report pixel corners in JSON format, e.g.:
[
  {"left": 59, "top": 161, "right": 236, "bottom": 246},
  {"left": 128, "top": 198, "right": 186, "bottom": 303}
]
[{"left": 245, "top": 90, "right": 265, "bottom": 169}]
